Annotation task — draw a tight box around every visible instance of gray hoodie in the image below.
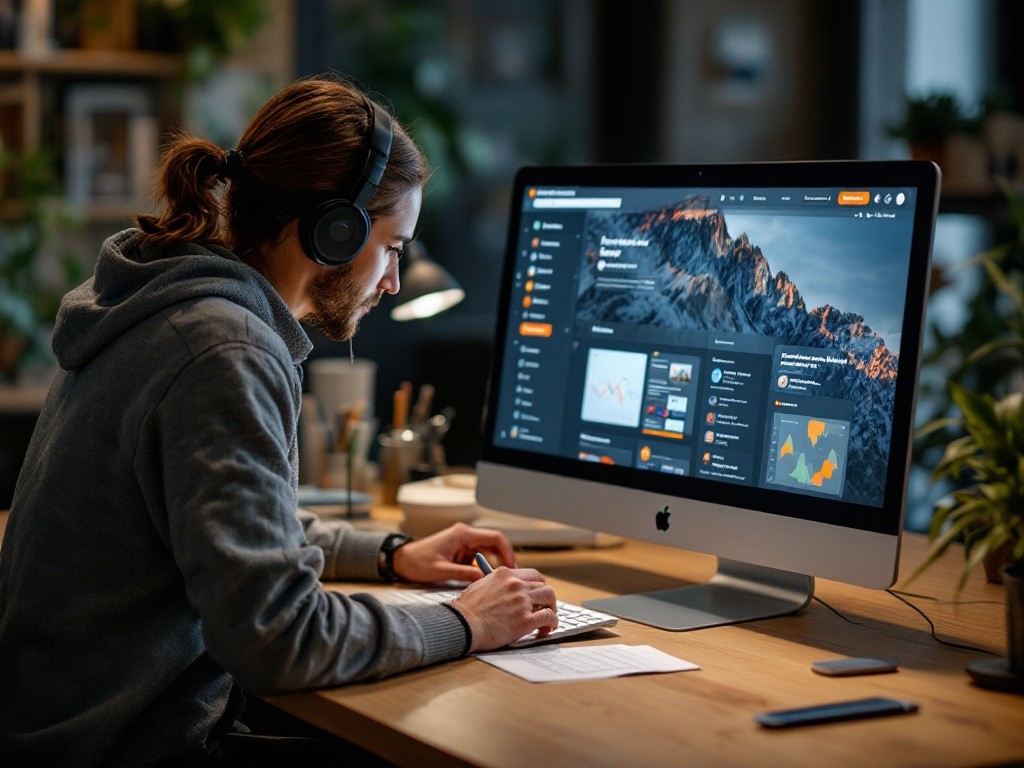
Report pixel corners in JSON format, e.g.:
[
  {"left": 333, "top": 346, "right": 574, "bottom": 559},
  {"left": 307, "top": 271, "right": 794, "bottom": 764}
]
[{"left": 0, "top": 229, "right": 467, "bottom": 766}]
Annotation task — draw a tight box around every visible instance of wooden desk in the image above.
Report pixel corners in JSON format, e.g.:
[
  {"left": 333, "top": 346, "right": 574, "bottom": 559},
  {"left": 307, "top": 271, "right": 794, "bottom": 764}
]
[{"left": 270, "top": 531, "right": 1022, "bottom": 767}]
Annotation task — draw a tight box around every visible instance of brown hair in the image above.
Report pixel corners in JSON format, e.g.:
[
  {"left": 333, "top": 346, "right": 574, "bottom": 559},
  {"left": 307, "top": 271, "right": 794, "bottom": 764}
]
[{"left": 136, "top": 77, "right": 430, "bottom": 259}]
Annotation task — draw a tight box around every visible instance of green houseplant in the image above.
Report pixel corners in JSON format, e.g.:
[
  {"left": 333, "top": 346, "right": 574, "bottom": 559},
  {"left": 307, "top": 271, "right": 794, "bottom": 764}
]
[
  {"left": 917, "top": 183, "right": 1024, "bottom": 587},
  {"left": 0, "top": 150, "right": 84, "bottom": 381},
  {"left": 914, "top": 381, "right": 1024, "bottom": 682},
  {"left": 911, "top": 189, "right": 1024, "bottom": 682},
  {"left": 913, "top": 383, "right": 1024, "bottom": 592},
  {"left": 887, "top": 91, "right": 970, "bottom": 164}
]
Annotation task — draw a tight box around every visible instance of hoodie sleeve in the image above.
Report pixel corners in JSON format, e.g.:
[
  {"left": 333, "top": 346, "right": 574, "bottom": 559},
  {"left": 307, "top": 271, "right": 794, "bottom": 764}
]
[
  {"left": 295, "top": 509, "right": 392, "bottom": 582},
  {"left": 146, "top": 340, "right": 468, "bottom": 693}
]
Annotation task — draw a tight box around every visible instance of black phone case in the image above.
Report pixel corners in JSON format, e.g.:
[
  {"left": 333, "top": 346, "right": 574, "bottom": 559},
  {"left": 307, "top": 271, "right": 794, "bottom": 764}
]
[{"left": 756, "top": 697, "right": 918, "bottom": 728}]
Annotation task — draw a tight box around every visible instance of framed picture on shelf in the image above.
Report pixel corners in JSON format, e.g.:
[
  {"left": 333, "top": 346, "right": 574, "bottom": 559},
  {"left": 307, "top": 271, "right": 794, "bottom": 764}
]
[{"left": 64, "top": 83, "right": 158, "bottom": 208}]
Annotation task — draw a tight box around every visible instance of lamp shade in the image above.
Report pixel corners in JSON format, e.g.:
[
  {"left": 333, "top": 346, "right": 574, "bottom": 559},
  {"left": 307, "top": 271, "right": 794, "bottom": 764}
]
[{"left": 390, "top": 243, "right": 465, "bottom": 321}]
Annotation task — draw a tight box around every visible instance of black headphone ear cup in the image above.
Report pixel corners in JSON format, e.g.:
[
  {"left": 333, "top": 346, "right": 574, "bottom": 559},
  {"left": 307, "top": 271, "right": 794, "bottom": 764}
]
[{"left": 300, "top": 199, "right": 371, "bottom": 266}]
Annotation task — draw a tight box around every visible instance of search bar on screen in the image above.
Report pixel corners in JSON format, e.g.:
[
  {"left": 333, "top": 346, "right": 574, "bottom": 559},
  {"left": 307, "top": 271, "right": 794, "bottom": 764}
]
[{"left": 533, "top": 198, "right": 622, "bottom": 209}]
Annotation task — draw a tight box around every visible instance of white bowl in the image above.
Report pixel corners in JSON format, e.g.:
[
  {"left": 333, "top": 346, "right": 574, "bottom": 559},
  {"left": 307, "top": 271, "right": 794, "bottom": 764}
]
[{"left": 397, "top": 475, "right": 480, "bottom": 537}]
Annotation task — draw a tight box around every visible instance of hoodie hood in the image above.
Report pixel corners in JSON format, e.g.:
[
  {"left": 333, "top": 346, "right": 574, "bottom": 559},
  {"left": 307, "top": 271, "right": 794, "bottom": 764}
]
[{"left": 53, "top": 229, "right": 312, "bottom": 371}]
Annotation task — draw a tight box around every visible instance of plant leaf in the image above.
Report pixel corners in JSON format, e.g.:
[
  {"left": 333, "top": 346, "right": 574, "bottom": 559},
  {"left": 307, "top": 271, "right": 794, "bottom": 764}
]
[
  {"left": 915, "top": 416, "right": 963, "bottom": 440},
  {"left": 966, "top": 337, "right": 1024, "bottom": 366}
]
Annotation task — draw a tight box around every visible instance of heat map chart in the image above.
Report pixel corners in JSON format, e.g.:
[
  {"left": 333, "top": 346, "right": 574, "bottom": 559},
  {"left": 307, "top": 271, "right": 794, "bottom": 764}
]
[{"left": 767, "top": 413, "right": 850, "bottom": 497}]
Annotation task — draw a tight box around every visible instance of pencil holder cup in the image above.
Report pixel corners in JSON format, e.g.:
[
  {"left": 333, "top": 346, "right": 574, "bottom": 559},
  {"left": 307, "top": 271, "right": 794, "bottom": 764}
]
[
  {"left": 317, "top": 420, "right": 374, "bottom": 491},
  {"left": 378, "top": 431, "right": 424, "bottom": 505}
]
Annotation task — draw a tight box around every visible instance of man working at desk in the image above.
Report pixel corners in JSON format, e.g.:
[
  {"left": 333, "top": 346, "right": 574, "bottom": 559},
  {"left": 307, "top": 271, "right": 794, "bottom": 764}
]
[{"left": 0, "top": 77, "right": 557, "bottom": 766}]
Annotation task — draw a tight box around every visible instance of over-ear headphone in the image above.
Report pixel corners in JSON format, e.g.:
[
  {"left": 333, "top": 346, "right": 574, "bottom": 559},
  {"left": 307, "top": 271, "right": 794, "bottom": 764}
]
[{"left": 299, "top": 96, "right": 394, "bottom": 267}]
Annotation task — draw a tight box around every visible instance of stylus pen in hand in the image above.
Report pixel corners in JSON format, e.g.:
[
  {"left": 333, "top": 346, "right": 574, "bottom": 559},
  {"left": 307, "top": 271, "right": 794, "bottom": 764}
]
[{"left": 474, "top": 552, "right": 493, "bottom": 575}]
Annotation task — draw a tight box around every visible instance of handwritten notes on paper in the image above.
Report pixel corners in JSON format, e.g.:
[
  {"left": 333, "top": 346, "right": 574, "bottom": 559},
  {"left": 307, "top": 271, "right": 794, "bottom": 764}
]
[{"left": 477, "top": 644, "right": 699, "bottom": 683}]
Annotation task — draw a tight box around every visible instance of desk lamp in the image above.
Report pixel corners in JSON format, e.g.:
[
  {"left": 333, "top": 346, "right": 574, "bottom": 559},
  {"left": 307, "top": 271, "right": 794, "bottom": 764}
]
[{"left": 390, "top": 242, "right": 465, "bottom": 321}]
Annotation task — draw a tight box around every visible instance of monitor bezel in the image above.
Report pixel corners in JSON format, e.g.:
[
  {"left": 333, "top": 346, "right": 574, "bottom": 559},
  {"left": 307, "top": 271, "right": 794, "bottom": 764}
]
[{"left": 477, "top": 160, "right": 940, "bottom": 541}]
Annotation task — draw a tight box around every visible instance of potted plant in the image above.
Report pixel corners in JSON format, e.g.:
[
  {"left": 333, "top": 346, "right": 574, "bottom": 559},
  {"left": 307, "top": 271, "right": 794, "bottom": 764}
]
[
  {"left": 912, "top": 383, "right": 1024, "bottom": 684},
  {"left": 911, "top": 191, "right": 1024, "bottom": 686},
  {"left": 887, "top": 90, "right": 969, "bottom": 166},
  {"left": 0, "top": 150, "right": 84, "bottom": 382},
  {"left": 914, "top": 383, "right": 1024, "bottom": 588}
]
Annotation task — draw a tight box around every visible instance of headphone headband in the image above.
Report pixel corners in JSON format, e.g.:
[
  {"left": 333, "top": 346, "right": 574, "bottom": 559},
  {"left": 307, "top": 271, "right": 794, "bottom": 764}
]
[{"left": 350, "top": 96, "right": 394, "bottom": 209}]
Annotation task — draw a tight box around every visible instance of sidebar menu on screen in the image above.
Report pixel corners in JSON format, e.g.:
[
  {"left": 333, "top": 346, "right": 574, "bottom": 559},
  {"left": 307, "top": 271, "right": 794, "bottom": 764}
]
[{"left": 495, "top": 209, "right": 584, "bottom": 453}]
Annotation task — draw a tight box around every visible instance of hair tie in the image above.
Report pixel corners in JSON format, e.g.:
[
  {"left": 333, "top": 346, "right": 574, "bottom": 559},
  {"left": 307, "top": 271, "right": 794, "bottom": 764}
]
[{"left": 222, "top": 148, "right": 244, "bottom": 180}]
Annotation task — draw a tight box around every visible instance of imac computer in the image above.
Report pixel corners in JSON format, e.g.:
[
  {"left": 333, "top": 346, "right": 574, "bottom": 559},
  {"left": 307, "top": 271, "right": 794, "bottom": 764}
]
[{"left": 476, "top": 161, "right": 940, "bottom": 631}]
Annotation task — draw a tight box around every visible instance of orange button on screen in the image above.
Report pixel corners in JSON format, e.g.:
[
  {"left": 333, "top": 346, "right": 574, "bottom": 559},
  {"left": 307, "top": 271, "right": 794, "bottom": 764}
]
[
  {"left": 838, "top": 190, "right": 870, "bottom": 205},
  {"left": 519, "top": 322, "right": 553, "bottom": 337}
]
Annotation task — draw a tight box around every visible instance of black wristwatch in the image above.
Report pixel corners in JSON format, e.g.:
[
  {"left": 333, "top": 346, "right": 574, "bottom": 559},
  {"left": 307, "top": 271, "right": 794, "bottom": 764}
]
[{"left": 378, "top": 533, "right": 412, "bottom": 582}]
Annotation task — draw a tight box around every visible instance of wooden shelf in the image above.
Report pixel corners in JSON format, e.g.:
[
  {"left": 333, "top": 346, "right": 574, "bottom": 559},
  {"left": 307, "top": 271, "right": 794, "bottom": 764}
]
[{"left": 0, "top": 49, "right": 182, "bottom": 78}]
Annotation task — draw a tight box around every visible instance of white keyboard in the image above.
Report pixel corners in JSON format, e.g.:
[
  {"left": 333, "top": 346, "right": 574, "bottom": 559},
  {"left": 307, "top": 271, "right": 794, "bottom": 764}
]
[{"left": 372, "top": 589, "right": 618, "bottom": 648}]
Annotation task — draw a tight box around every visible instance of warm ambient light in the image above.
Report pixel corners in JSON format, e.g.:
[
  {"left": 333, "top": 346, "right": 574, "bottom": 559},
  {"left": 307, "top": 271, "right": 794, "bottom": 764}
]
[
  {"left": 391, "top": 288, "right": 465, "bottom": 321},
  {"left": 390, "top": 242, "right": 465, "bottom": 321}
]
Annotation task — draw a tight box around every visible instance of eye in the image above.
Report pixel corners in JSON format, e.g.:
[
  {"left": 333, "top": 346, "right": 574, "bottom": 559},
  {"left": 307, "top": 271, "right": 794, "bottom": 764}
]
[{"left": 387, "top": 246, "right": 405, "bottom": 263}]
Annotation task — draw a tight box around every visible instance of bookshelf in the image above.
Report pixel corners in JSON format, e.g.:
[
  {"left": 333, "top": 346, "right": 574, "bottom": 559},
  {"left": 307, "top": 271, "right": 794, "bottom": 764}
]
[
  {"left": 0, "top": 48, "right": 183, "bottom": 221},
  {"left": 0, "top": 0, "right": 295, "bottom": 222}
]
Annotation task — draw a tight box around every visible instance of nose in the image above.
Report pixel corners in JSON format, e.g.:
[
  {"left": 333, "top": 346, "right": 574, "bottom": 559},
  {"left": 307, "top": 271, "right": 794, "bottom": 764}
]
[{"left": 380, "top": 260, "right": 400, "bottom": 296}]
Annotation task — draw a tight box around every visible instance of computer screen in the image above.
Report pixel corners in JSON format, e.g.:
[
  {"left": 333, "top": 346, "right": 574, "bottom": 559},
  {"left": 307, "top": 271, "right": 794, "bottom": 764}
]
[{"left": 476, "top": 161, "right": 940, "bottom": 630}]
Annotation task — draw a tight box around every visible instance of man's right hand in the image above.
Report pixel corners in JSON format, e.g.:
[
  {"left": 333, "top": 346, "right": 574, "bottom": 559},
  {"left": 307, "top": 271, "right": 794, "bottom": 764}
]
[{"left": 448, "top": 567, "right": 558, "bottom": 652}]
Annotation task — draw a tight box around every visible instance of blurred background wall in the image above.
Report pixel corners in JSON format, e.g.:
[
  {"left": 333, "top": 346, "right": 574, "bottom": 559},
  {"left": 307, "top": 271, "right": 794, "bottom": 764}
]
[{"left": 1, "top": 0, "right": 1022, "bottom": 529}]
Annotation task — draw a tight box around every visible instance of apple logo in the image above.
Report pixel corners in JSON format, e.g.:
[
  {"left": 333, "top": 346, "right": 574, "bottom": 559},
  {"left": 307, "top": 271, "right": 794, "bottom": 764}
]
[{"left": 655, "top": 506, "right": 670, "bottom": 531}]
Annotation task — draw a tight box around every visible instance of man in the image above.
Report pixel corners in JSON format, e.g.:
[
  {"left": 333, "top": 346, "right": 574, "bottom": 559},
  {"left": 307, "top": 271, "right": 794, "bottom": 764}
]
[{"left": 0, "top": 78, "right": 557, "bottom": 766}]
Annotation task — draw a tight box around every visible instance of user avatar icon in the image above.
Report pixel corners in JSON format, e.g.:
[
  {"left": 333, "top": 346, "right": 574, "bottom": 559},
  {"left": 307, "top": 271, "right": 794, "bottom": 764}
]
[
  {"left": 707, "top": 395, "right": 718, "bottom": 406},
  {"left": 777, "top": 374, "right": 789, "bottom": 389},
  {"left": 705, "top": 412, "right": 716, "bottom": 425},
  {"left": 639, "top": 445, "right": 652, "bottom": 462},
  {"left": 702, "top": 452, "right": 711, "bottom": 464},
  {"left": 711, "top": 368, "right": 723, "bottom": 383},
  {"left": 704, "top": 430, "right": 715, "bottom": 443}
]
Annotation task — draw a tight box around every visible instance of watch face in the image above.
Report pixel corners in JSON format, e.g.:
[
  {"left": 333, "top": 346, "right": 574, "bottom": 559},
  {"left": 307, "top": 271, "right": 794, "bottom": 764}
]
[{"left": 385, "top": 534, "right": 411, "bottom": 551}]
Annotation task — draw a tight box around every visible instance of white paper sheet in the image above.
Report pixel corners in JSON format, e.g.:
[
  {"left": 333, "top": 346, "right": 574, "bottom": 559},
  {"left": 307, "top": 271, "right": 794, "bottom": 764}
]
[{"left": 477, "top": 643, "right": 700, "bottom": 683}]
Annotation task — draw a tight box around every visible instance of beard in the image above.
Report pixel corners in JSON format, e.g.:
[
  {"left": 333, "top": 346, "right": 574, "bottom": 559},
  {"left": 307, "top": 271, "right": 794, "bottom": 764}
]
[{"left": 301, "top": 264, "right": 382, "bottom": 342}]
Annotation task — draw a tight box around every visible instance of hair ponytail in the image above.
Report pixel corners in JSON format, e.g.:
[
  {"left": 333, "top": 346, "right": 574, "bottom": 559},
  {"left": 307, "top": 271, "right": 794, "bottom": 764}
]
[{"left": 136, "top": 133, "right": 230, "bottom": 250}]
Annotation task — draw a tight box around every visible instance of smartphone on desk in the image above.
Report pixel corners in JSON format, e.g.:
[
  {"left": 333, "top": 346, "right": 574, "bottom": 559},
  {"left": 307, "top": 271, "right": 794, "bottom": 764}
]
[
  {"left": 811, "top": 657, "right": 900, "bottom": 677},
  {"left": 756, "top": 697, "right": 918, "bottom": 728}
]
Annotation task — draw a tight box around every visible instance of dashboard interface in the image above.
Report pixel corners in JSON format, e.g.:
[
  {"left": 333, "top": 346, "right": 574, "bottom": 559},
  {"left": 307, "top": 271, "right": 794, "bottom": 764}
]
[{"left": 488, "top": 180, "right": 926, "bottom": 523}]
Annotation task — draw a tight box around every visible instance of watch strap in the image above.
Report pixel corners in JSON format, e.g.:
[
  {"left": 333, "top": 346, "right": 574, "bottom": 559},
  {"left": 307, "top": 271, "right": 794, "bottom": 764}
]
[{"left": 378, "top": 533, "right": 412, "bottom": 581}]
